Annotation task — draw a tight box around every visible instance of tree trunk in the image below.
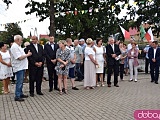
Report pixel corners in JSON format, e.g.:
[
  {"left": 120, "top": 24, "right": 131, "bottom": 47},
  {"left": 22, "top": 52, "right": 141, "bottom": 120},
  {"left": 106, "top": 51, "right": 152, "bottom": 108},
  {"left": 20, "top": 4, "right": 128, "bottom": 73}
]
[{"left": 49, "top": 0, "right": 55, "bottom": 36}]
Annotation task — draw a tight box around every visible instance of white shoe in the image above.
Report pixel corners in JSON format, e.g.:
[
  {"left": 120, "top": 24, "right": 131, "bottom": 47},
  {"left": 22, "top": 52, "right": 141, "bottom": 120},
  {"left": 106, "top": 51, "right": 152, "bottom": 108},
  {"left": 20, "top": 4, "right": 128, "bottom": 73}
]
[
  {"left": 134, "top": 79, "right": 137, "bottom": 82},
  {"left": 96, "top": 84, "right": 100, "bottom": 87},
  {"left": 101, "top": 83, "right": 105, "bottom": 87}
]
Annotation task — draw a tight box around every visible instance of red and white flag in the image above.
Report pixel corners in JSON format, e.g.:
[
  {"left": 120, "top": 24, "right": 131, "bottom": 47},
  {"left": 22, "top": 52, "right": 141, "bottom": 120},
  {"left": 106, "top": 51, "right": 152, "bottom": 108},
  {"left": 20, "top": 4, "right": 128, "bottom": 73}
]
[
  {"left": 119, "top": 25, "right": 130, "bottom": 40},
  {"left": 145, "top": 27, "right": 154, "bottom": 42}
]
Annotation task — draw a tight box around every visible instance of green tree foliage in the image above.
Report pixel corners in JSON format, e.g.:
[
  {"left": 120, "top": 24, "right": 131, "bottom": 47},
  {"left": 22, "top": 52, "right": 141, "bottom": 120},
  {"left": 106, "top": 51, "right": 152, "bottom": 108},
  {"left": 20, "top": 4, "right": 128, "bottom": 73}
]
[
  {"left": 126, "top": 0, "right": 160, "bottom": 37},
  {"left": 25, "top": 0, "right": 129, "bottom": 42},
  {"left": 2, "top": 0, "right": 12, "bottom": 8},
  {"left": 0, "top": 23, "right": 23, "bottom": 44}
]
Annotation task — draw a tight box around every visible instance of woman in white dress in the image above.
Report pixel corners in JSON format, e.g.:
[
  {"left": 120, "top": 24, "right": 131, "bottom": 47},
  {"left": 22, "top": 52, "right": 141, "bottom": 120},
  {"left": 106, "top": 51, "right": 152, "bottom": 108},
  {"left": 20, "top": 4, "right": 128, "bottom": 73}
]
[
  {"left": 94, "top": 38, "right": 105, "bottom": 86},
  {"left": 84, "top": 38, "right": 98, "bottom": 89},
  {"left": 0, "top": 42, "right": 13, "bottom": 94}
]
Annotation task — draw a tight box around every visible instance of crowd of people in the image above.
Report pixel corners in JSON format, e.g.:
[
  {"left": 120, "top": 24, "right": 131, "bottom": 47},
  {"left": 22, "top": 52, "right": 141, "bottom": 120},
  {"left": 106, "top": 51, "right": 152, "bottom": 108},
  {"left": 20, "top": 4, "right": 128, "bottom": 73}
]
[{"left": 0, "top": 34, "right": 159, "bottom": 102}]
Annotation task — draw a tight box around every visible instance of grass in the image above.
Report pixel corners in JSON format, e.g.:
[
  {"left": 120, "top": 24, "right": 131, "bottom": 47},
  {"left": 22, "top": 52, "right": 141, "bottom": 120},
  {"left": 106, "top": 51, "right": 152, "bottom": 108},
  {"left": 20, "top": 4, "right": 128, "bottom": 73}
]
[{"left": 0, "top": 81, "right": 3, "bottom": 95}]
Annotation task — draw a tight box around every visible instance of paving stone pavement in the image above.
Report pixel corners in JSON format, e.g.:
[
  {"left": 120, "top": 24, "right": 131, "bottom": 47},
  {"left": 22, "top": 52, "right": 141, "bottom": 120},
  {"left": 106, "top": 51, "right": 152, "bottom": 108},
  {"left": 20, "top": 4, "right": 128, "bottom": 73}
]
[{"left": 0, "top": 73, "right": 160, "bottom": 120}]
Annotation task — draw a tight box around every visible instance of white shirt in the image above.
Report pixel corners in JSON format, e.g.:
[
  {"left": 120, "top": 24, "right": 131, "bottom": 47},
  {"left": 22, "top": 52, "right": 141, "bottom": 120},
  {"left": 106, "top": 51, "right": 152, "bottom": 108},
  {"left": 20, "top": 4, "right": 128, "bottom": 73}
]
[
  {"left": 33, "top": 44, "right": 38, "bottom": 52},
  {"left": 154, "top": 48, "right": 156, "bottom": 59},
  {"left": 49, "top": 42, "right": 54, "bottom": 50},
  {"left": 111, "top": 44, "right": 114, "bottom": 52},
  {"left": 10, "top": 42, "right": 28, "bottom": 73},
  {"left": 85, "top": 46, "right": 95, "bottom": 61}
]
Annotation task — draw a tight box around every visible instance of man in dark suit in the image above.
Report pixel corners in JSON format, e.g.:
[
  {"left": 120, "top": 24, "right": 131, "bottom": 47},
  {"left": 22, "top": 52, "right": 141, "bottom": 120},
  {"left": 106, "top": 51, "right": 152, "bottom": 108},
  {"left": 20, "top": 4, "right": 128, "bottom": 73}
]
[
  {"left": 106, "top": 37, "right": 121, "bottom": 87},
  {"left": 44, "top": 36, "right": 59, "bottom": 92},
  {"left": 148, "top": 41, "right": 160, "bottom": 84},
  {"left": 26, "top": 36, "right": 45, "bottom": 97}
]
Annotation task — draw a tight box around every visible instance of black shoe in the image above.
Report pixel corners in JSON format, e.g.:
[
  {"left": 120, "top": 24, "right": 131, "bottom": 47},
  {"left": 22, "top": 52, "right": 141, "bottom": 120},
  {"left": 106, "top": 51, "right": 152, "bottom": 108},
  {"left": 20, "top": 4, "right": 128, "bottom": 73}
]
[
  {"left": 75, "top": 78, "right": 80, "bottom": 81},
  {"left": 114, "top": 84, "right": 119, "bottom": 87},
  {"left": 155, "top": 82, "right": 158, "bottom": 84},
  {"left": 15, "top": 97, "right": 24, "bottom": 102},
  {"left": 49, "top": 89, "right": 53, "bottom": 92},
  {"left": 62, "top": 88, "right": 65, "bottom": 93},
  {"left": 37, "top": 92, "right": 43, "bottom": 95},
  {"left": 20, "top": 94, "right": 28, "bottom": 98},
  {"left": 30, "top": 94, "right": 34, "bottom": 97},
  {"left": 72, "top": 87, "right": 79, "bottom": 90},
  {"left": 151, "top": 80, "right": 154, "bottom": 83},
  {"left": 54, "top": 88, "right": 59, "bottom": 91}
]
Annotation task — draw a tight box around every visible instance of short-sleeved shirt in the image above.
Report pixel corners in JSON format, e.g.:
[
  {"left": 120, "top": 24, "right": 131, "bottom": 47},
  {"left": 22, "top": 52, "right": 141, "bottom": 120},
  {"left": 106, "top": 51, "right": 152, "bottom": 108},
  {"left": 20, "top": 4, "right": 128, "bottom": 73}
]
[
  {"left": 74, "top": 45, "right": 83, "bottom": 63},
  {"left": 10, "top": 42, "right": 28, "bottom": 73},
  {"left": 85, "top": 46, "right": 95, "bottom": 61},
  {"left": 80, "top": 43, "right": 86, "bottom": 54},
  {"left": 66, "top": 46, "right": 75, "bottom": 68}
]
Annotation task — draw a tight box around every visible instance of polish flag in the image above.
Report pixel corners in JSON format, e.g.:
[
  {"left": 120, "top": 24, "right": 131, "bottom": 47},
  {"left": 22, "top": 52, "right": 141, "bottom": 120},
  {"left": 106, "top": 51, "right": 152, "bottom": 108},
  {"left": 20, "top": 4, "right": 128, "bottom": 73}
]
[
  {"left": 145, "top": 28, "right": 154, "bottom": 42},
  {"left": 119, "top": 25, "right": 130, "bottom": 40}
]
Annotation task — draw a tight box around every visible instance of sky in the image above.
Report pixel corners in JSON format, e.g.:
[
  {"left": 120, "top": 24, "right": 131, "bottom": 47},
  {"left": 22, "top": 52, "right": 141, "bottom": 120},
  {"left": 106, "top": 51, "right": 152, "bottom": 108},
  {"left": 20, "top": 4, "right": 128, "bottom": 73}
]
[
  {"left": 0, "top": 0, "right": 49, "bottom": 38},
  {"left": 0, "top": 0, "right": 136, "bottom": 38}
]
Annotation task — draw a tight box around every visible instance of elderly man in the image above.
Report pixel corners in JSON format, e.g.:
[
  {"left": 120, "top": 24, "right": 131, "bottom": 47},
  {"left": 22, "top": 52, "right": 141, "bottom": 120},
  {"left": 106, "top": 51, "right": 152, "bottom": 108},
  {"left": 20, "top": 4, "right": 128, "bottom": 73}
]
[
  {"left": 66, "top": 38, "right": 79, "bottom": 90},
  {"left": 74, "top": 39, "right": 84, "bottom": 81},
  {"left": 106, "top": 37, "right": 121, "bottom": 87},
  {"left": 10, "top": 35, "right": 32, "bottom": 101},
  {"left": 79, "top": 38, "right": 86, "bottom": 76},
  {"left": 26, "top": 36, "right": 45, "bottom": 97},
  {"left": 44, "top": 36, "right": 59, "bottom": 92}
]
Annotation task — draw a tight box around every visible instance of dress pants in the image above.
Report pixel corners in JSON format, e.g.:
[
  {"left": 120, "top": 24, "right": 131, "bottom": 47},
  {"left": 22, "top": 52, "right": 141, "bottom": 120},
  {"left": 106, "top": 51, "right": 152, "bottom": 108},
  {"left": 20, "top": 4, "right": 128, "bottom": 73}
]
[
  {"left": 47, "top": 64, "right": 58, "bottom": 90},
  {"left": 129, "top": 59, "right": 138, "bottom": 80},
  {"left": 29, "top": 66, "right": 43, "bottom": 94},
  {"left": 119, "top": 64, "right": 124, "bottom": 80},
  {"left": 107, "top": 65, "right": 119, "bottom": 85},
  {"left": 150, "top": 63, "right": 159, "bottom": 82},
  {"left": 145, "top": 58, "right": 149, "bottom": 73}
]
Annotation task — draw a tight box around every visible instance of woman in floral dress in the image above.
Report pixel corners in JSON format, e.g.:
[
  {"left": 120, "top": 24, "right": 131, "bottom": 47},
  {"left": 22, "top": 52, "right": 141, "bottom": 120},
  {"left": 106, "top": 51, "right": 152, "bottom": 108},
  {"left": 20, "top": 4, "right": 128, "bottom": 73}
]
[{"left": 55, "top": 40, "right": 70, "bottom": 95}]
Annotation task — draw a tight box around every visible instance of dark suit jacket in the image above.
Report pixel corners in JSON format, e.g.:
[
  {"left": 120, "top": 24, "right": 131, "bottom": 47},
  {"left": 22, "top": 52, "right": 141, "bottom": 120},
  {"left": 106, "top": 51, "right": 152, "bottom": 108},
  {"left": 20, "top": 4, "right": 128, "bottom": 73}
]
[
  {"left": 44, "top": 43, "right": 59, "bottom": 65},
  {"left": 26, "top": 43, "right": 45, "bottom": 67},
  {"left": 106, "top": 44, "right": 121, "bottom": 66},
  {"left": 148, "top": 47, "right": 160, "bottom": 65}
]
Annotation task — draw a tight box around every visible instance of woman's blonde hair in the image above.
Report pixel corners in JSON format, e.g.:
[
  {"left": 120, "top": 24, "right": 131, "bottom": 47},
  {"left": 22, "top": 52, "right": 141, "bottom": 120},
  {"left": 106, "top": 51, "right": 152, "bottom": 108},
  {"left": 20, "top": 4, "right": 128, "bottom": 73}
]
[
  {"left": 58, "top": 40, "right": 67, "bottom": 46},
  {"left": 86, "top": 38, "right": 93, "bottom": 45}
]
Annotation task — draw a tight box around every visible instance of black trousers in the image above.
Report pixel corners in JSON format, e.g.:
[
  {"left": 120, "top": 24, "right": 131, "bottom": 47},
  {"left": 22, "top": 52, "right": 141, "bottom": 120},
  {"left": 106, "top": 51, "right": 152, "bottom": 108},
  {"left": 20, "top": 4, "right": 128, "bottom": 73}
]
[
  {"left": 46, "top": 64, "right": 58, "bottom": 90},
  {"left": 145, "top": 58, "right": 149, "bottom": 73},
  {"left": 29, "top": 66, "right": 43, "bottom": 94},
  {"left": 119, "top": 64, "right": 124, "bottom": 80},
  {"left": 107, "top": 65, "right": 119, "bottom": 85},
  {"left": 150, "top": 63, "right": 159, "bottom": 82}
]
